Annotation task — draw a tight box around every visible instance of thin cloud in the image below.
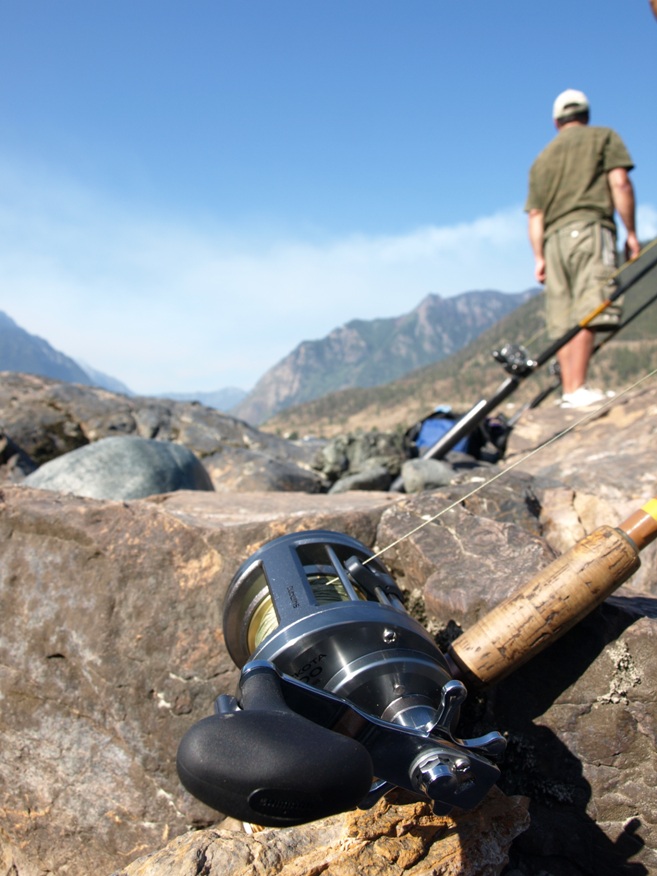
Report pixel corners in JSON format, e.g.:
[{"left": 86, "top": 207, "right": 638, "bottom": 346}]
[
  {"left": 2, "top": 160, "right": 652, "bottom": 394},
  {"left": 637, "top": 204, "right": 657, "bottom": 241}
]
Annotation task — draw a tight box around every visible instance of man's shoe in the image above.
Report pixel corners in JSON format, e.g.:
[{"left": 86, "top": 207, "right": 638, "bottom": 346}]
[{"left": 560, "top": 386, "right": 608, "bottom": 408}]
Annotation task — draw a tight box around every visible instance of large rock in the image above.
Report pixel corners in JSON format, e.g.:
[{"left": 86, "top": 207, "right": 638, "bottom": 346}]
[
  {"left": 490, "top": 600, "right": 657, "bottom": 875},
  {"left": 376, "top": 472, "right": 553, "bottom": 627},
  {"left": 3, "top": 380, "right": 657, "bottom": 875},
  {"left": 504, "top": 383, "right": 657, "bottom": 595},
  {"left": 202, "top": 445, "right": 324, "bottom": 493},
  {"left": 503, "top": 383, "right": 657, "bottom": 487},
  {"left": 23, "top": 435, "right": 215, "bottom": 499},
  {"left": 0, "top": 485, "right": 400, "bottom": 875}
]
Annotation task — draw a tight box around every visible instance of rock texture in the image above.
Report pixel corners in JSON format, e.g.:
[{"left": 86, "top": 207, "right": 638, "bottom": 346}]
[
  {"left": 2, "top": 375, "right": 657, "bottom": 875},
  {"left": 504, "top": 382, "right": 657, "bottom": 596},
  {"left": 117, "top": 788, "right": 529, "bottom": 876},
  {"left": 491, "top": 602, "right": 657, "bottom": 876},
  {"left": 0, "top": 486, "right": 399, "bottom": 875},
  {"left": 376, "top": 474, "right": 554, "bottom": 626}
]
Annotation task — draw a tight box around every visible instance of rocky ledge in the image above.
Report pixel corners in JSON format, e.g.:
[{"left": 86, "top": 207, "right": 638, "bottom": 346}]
[{"left": 1, "top": 372, "right": 657, "bottom": 875}]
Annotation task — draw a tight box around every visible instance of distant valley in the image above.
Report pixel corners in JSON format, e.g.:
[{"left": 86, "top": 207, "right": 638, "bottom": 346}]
[
  {"left": 160, "top": 387, "right": 247, "bottom": 410},
  {"left": 0, "top": 288, "right": 536, "bottom": 421}
]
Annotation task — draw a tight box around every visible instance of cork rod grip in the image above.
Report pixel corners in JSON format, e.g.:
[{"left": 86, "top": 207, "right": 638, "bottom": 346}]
[{"left": 447, "top": 523, "right": 643, "bottom": 688}]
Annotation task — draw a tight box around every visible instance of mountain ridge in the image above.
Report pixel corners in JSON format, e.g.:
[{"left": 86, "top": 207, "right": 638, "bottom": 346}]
[
  {"left": 0, "top": 310, "right": 246, "bottom": 409},
  {"left": 0, "top": 311, "right": 94, "bottom": 386},
  {"left": 232, "top": 288, "right": 537, "bottom": 424}
]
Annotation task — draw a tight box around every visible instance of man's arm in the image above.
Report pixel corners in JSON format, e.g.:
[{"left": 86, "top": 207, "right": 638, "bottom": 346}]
[
  {"left": 528, "top": 208, "right": 546, "bottom": 283},
  {"left": 608, "top": 167, "right": 641, "bottom": 259}
]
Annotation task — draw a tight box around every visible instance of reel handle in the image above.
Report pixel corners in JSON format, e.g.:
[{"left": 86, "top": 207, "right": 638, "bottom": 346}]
[
  {"left": 176, "top": 665, "right": 374, "bottom": 827},
  {"left": 448, "top": 501, "right": 657, "bottom": 687}
]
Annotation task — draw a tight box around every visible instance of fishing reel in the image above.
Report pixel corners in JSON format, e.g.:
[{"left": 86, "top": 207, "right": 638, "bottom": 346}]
[
  {"left": 177, "top": 530, "right": 506, "bottom": 827},
  {"left": 492, "top": 343, "right": 537, "bottom": 376}
]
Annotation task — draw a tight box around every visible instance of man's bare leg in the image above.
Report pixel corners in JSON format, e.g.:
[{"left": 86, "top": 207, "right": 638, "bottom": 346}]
[{"left": 557, "top": 328, "right": 595, "bottom": 394}]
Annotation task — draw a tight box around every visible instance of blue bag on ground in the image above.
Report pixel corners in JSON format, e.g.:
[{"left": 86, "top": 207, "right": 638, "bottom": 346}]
[
  {"left": 405, "top": 405, "right": 493, "bottom": 459},
  {"left": 415, "top": 413, "right": 471, "bottom": 454}
]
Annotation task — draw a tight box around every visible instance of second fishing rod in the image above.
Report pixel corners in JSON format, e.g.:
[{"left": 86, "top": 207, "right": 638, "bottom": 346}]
[{"left": 401, "top": 238, "right": 657, "bottom": 473}]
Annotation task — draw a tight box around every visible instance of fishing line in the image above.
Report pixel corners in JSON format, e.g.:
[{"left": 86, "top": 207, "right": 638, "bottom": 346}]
[{"left": 368, "top": 364, "right": 657, "bottom": 564}]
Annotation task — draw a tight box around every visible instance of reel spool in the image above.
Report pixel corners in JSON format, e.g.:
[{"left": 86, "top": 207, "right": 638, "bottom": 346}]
[{"left": 177, "top": 530, "right": 506, "bottom": 827}]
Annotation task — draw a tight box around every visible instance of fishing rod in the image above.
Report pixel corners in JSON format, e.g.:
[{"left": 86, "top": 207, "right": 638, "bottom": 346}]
[
  {"left": 176, "top": 499, "right": 657, "bottom": 827},
  {"left": 447, "top": 498, "right": 657, "bottom": 686},
  {"left": 175, "top": 246, "right": 657, "bottom": 828},
  {"left": 404, "top": 239, "right": 657, "bottom": 471}
]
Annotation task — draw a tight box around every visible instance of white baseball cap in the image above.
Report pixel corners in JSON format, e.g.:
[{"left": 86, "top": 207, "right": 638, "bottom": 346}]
[{"left": 552, "top": 89, "right": 590, "bottom": 120}]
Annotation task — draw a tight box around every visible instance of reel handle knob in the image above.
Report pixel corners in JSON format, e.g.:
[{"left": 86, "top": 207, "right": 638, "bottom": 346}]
[{"left": 177, "top": 666, "right": 374, "bottom": 827}]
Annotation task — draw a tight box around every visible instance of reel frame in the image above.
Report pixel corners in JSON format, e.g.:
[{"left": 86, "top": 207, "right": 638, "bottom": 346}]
[{"left": 177, "top": 530, "right": 506, "bottom": 826}]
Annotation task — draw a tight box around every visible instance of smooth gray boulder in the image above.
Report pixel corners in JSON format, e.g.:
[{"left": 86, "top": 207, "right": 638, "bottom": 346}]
[
  {"left": 400, "top": 457, "right": 454, "bottom": 492},
  {"left": 328, "top": 463, "right": 392, "bottom": 493},
  {"left": 24, "top": 435, "right": 214, "bottom": 499}
]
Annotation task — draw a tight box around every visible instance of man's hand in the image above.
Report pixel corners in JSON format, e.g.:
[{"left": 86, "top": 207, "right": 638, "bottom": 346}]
[
  {"left": 534, "top": 256, "right": 546, "bottom": 284},
  {"left": 608, "top": 167, "right": 639, "bottom": 259},
  {"left": 625, "top": 231, "right": 641, "bottom": 260}
]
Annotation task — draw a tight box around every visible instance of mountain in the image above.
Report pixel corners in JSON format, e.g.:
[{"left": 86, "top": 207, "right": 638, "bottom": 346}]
[
  {"left": 232, "top": 289, "right": 537, "bottom": 425},
  {"left": 76, "top": 360, "right": 133, "bottom": 395},
  {"left": 0, "top": 310, "right": 137, "bottom": 394},
  {"left": 0, "top": 310, "right": 249, "bottom": 410},
  {"left": 0, "top": 311, "right": 93, "bottom": 386}
]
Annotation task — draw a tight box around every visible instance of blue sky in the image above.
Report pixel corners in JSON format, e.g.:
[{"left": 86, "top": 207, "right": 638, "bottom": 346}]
[{"left": 1, "top": 1, "right": 656, "bottom": 395}]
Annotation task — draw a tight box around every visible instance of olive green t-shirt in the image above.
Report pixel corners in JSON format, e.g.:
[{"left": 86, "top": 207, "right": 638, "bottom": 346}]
[{"left": 525, "top": 125, "right": 634, "bottom": 236}]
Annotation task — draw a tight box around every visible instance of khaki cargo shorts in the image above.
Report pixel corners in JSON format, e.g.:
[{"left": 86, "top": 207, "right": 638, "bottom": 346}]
[{"left": 544, "top": 220, "right": 622, "bottom": 339}]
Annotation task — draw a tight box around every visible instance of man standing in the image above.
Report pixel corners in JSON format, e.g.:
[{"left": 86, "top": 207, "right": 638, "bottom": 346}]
[{"left": 526, "top": 89, "right": 640, "bottom": 408}]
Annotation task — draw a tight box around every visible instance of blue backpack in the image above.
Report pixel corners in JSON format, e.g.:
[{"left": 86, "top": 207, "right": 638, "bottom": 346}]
[{"left": 405, "top": 405, "right": 505, "bottom": 460}]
